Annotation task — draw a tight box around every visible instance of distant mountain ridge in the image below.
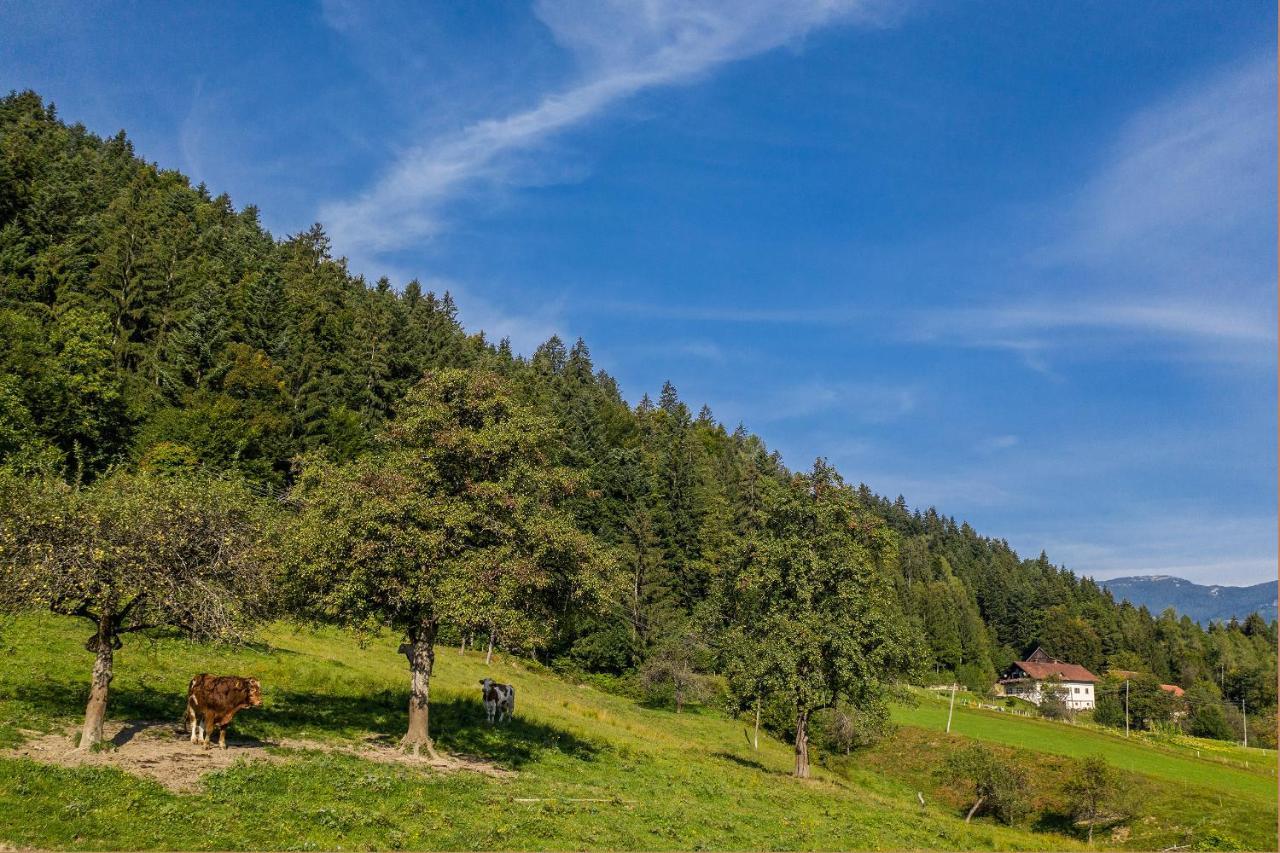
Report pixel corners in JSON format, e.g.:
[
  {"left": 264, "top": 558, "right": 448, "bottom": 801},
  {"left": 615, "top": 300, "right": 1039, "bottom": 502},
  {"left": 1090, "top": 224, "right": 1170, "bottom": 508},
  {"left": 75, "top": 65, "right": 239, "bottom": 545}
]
[{"left": 1100, "top": 575, "right": 1277, "bottom": 624}]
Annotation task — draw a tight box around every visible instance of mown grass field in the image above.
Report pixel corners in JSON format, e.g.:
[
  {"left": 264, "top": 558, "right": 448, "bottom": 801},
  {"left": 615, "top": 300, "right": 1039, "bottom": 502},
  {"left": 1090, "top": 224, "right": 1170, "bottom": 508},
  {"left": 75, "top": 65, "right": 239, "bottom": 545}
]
[
  {"left": 886, "top": 692, "right": 1276, "bottom": 850},
  {"left": 894, "top": 690, "right": 1277, "bottom": 796},
  {"left": 0, "top": 613, "right": 1274, "bottom": 851}
]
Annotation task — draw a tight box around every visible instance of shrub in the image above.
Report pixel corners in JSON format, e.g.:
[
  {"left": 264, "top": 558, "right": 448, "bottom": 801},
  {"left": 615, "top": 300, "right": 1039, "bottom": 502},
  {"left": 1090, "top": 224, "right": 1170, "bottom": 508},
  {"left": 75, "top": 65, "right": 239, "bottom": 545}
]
[
  {"left": 1093, "top": 691, "right": 1126, "bottom": 728},
  {"left": 1062, "top": 755, "right": 1126, "bottom": 843},
  {"left": 812, "top": 700, "right": 892, "bottom": 754},
  {"left": 638, "top": 626, "right": 716, "bottom": 713},
  {"left": 941, "top": 743, "right": 1031, "bottom": 825},
  {"left": 1187, "top": 703, "right": 1233, "bottom": 741},
  {"left": 1038, "top": 678, "right": 1070, "bottom": 720}
]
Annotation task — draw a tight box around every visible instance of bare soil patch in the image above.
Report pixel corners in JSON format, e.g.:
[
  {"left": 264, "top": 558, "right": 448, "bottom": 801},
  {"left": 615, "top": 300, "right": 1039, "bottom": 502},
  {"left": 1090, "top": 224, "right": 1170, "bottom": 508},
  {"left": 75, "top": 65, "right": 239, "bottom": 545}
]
[{"left": 4, "top": 721, "right": 511, "bottom": 792}]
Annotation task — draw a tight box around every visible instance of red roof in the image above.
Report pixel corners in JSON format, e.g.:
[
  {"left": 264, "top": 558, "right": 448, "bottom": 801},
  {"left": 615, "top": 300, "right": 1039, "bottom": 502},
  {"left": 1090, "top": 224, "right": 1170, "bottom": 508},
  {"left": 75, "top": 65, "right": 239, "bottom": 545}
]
[
  {"left": 1108, "top": 670, "right": 1185, "bottom": 696},
  {"left": 1009, "top": 660, "right": 1100, "bottom": 683}
]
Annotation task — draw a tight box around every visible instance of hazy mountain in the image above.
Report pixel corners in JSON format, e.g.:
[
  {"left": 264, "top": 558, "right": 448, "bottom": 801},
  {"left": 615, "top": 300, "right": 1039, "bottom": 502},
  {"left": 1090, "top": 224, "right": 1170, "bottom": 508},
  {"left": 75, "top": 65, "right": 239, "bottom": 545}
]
[{"left": 1101, "top": 575, "right": 1277, "bottom": 624}]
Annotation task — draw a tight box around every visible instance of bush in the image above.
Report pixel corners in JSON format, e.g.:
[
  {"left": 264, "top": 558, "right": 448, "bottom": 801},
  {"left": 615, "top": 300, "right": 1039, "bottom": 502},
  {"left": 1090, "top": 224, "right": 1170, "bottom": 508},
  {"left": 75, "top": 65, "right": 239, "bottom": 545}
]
[
  {"left": 1038, "top": 678, "right": 1070, "bottom": 720},
  {"left": 941, "top": 744, "right": 1031, "bottom": 825},
  {"left": 568, "top": 623, "right": 636, "bottom": 674},
  {"left": 1245, "top": 707, "right": 1277, "bottom": 749},
  {"left": 1187, "top": 703, "right": 1233, "bottom": 741},
  {"left": 812, "top": 701, "right": 892, "bottom": 754},
  {"left": 1093, "top": 692, "right": 1126, "bottom": 728},
  {"left": 638, "top": 627, "right": 716, "bottom": 712},
  {"left": 956, "top": 661, "right": 997, "bottom": 694},
  {"left": 1062, "top": 755, "right": 1126, "bottom": 843}
]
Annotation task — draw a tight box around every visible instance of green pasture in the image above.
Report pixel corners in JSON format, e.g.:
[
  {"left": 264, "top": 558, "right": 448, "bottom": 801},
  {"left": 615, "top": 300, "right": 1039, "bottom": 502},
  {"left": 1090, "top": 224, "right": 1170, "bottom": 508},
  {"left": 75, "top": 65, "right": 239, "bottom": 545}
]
[{"left": 0, "top": 613, "right": 1273, "bottom": 850}]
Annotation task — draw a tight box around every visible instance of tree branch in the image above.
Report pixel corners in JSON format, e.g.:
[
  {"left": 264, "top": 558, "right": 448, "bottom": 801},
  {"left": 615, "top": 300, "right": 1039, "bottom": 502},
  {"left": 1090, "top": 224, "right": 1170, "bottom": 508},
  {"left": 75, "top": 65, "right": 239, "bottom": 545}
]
[
  {"left": 66, "top": 602, "right": 100, "bottom": 623},
  {"left": 117, "top": 593, "right": 146, "bottom": 621},
  {"left": 117, "top": 622, "right": 163, "bottom": 635}
]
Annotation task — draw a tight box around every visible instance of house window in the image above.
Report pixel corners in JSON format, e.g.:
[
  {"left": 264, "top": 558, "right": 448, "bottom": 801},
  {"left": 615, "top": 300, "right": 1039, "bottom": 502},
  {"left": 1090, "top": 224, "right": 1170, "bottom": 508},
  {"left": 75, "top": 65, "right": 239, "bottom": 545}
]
[{"left": 1073, "top": 687, "right": 1080, "bottom": 694}]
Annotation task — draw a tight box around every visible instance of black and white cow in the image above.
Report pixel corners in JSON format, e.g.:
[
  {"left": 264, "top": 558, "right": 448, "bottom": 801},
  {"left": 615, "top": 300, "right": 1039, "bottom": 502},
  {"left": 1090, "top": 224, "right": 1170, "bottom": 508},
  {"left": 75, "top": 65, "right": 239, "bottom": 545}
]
[{"left": 479, "top": 678, "right": 515, "bottom": 724}]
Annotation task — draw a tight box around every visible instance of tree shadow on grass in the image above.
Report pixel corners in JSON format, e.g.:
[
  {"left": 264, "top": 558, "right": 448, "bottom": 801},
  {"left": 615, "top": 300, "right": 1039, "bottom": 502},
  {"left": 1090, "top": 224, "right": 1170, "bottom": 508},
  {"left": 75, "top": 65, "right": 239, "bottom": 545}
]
[
  {"left": 11, "top": 679, "right": 183, "bottom": 723},
  {"left": 1032, "top": 810, "right": 1080, "bottom": 836},
  {"left": 263, "top": 690, "right": 598, "bottom": 768},
  {"left": 712, "top": 750, "right": 780, "bottom": 775},
  {"left": 10, "top": 681, "right": 598, "bottom": 769}
]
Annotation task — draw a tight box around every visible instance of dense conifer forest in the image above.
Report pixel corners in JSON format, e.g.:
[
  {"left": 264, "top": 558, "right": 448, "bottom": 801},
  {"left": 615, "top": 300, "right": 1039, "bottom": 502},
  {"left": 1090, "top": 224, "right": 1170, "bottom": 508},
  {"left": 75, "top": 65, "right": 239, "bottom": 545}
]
[{"left": 1, "top": 91, "right": 1275, "bottom": 750}]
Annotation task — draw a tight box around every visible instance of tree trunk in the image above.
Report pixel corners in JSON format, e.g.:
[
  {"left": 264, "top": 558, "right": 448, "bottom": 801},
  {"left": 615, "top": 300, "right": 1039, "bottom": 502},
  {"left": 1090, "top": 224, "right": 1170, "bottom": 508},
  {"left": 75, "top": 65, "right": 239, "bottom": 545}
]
[
  {"left": 485, "top": 629, "right": 495, "bottom": 665},
  {"left": 401, "top": 620, "right": 438, "bottom": 759},
  {"left": 80, "top": 622, "right": 116, "bottom": 749},
  {"left": 965, "top": 795, "right": 986, "bottom": 823},
  {"left": 753, "top": 700, "right": 760, "bottom": 751},
  {"left": 794, "top": 708, "right": 810, "bottom": 778}
]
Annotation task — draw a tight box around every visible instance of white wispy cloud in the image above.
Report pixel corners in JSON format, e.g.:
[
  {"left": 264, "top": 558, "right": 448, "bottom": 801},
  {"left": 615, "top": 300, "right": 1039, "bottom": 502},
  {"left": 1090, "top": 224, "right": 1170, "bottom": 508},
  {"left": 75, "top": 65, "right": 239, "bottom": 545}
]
[
  {"left": 914, "top": 56, "right": 1276, "bottom": 367},
  {"left": 757, "top": 379, "right": 919, "bottom": 424},
  {"left": 419, "top": 276, "right": 567, "bottom": 355},
  {"left": 976, "top": 434, "right": 1019, "bottom": 452},
  {"left": 910, "top": 296, "right": 1275, "bottom": 367},
  {"left": 1041, "top": 55, "right": 1275, "bottom": 281},
  {"left": 318, "top": 0, "right": 895, "bottom": 253}
]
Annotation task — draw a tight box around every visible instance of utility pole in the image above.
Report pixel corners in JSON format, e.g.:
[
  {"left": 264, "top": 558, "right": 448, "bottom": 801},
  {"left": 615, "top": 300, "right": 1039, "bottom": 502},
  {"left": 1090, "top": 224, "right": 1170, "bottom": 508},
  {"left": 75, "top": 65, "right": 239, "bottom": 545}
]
[
  {"left": 1241, "top": 697, "right": 1247, "bottom": 748},
  {"left": 1124, "top": 679, "right": 1130, "bottom": 738},
  {"left": 946, "top": 681, "right": 958, "bottom": 734}
]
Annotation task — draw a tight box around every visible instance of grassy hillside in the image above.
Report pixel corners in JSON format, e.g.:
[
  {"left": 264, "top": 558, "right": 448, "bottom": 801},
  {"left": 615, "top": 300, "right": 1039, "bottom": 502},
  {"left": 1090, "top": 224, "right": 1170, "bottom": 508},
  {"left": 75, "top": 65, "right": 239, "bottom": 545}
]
[
  {"left": 887, "top": 691, "right": 1275, "bottom": 850},
  {"left": 894, "top": 690, "right": 1276, "bottom": 794},
  {"left": 0, "top": 614, "right": 1273, "bottom": 851}
]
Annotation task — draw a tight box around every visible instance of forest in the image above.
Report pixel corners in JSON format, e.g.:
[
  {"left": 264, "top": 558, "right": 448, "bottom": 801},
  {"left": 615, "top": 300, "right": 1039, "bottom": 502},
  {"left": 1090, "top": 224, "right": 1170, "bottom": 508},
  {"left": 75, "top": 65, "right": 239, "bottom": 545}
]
[{"left": 0, "top": 90, "right": 1275, "bottom": 768}]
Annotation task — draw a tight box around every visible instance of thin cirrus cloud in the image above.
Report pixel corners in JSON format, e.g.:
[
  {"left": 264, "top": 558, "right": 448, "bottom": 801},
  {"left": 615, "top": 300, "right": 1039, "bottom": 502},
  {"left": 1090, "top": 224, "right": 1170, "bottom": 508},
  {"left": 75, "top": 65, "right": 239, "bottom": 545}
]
[
  {"left": 909, "top": 298, "right": 1276, "bottom": 366},
  {"left": 1041, "top": 55, "right": 1275, "bottom": 278},
  {"left": 318, "top": 0, "right": 899, "bottom": 255},
  {"left": 579, "top": 57, "right": 1274, "bottom": 370},
  {"left": 930, "top": 56, "right": 1276, "bottom": 367},
  {"left": 757, "top": 380, "right": 919, "bottom": 424}
]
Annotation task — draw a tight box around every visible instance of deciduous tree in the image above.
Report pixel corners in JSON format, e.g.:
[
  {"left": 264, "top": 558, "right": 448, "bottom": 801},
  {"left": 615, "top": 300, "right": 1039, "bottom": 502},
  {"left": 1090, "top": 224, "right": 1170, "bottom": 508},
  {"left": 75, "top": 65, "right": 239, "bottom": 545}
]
[
  {"left": 721, "top": 460, "right": 918, "bottom": 778},
  {"left": 1063, "top": 755, "right": 1123, "bottom": 843},
  {"left": 0, "top": 470, "right": 269, "bottom": 747},
  {"left": 283, "top": 368, "right": 609, "bottom": 755},
  {"left": 942, "top": 743, "right": 1030, "bottom": 825}
]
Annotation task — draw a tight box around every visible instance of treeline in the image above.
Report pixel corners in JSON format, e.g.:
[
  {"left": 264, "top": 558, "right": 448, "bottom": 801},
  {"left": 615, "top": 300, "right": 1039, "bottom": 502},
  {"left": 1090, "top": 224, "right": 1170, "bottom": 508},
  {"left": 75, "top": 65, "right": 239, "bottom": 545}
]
[{"left": 0, "top": 91, "right": 1275, "bottom": 761}]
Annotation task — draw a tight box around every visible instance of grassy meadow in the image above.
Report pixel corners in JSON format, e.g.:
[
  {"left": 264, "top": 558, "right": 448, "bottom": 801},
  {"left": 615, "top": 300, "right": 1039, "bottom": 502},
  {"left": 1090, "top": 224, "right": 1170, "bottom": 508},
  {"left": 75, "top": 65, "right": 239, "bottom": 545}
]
[{"left": 0, "top": 612, "right": 1274, "bottom": 851}]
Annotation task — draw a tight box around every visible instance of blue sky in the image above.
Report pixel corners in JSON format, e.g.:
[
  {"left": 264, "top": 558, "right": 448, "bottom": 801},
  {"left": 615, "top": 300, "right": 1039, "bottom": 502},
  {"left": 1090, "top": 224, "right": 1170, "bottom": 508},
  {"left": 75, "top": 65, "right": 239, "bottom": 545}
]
[{"left": 3, "top": 1, "right": 1276, "bottom": 584}]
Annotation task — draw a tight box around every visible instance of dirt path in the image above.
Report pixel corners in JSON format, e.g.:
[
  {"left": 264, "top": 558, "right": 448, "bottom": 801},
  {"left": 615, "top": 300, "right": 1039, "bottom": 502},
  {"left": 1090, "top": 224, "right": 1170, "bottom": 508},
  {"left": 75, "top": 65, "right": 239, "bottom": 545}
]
[{"left": 4, "top": 721, "right": 511, "bottom": 792}]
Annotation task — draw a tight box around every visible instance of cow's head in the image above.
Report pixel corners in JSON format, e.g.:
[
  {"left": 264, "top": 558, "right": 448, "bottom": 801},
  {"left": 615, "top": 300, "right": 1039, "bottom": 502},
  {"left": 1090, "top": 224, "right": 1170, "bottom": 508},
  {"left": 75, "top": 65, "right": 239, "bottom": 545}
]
[
  {"left": 247, "top": 678, "right": 263, "bottom": 707},
  {"left": 479, "top": 678, "right": 493, "bottom": 690}
]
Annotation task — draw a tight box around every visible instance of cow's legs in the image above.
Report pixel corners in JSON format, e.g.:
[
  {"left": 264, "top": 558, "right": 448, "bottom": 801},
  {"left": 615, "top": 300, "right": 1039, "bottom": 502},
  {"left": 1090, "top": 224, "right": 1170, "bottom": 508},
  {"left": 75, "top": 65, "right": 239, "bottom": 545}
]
[
  {"left": 201, "top": 711, "right": 215, "bottom": 747},
  {"left": 219, "top": 726, "right": 227, "bottom": 750}
]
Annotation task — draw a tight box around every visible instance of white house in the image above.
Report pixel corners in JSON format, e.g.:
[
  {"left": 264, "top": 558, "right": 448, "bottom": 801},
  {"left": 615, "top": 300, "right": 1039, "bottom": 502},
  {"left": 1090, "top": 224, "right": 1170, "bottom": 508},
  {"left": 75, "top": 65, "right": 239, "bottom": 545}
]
[{"left": 996, "top": 647, "right": 1099, "bottom": 710}]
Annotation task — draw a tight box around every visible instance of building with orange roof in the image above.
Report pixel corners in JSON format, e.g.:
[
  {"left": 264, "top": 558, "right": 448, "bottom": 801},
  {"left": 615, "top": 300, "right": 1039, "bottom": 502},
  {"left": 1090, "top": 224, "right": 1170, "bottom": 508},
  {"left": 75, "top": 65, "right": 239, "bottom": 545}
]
[{"left": 996, "top": 647, "right": 1101, "bottom": 710}]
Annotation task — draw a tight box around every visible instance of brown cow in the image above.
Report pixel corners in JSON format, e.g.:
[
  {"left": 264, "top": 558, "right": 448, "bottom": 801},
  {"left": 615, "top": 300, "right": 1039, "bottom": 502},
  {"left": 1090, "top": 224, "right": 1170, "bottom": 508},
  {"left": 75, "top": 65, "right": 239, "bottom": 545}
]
[{"left": 184, "top": 674, "right": 262, "bottom": 749}]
